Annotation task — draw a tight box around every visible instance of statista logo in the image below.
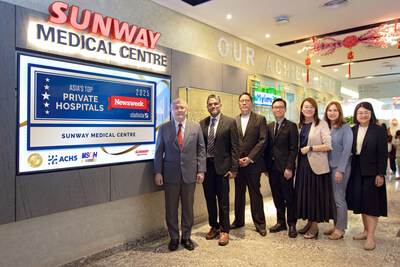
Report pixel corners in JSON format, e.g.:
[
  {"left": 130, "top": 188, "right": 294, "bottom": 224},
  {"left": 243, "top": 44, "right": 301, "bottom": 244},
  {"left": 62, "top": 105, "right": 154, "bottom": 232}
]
[{"left": 48, "top": 154, "right": 78, "bottom": 165}]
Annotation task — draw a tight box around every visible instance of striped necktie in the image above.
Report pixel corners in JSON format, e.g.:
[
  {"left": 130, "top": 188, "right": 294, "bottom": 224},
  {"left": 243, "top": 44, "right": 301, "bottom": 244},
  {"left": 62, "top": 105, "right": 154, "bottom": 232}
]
[{"left": 207, "top": 118, "right": 216, "bottom": 156}]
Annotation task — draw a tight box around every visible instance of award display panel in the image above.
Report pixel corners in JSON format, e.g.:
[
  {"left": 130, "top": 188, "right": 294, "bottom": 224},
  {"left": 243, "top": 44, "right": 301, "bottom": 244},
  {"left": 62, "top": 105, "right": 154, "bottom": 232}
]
[{"left": 18, "top": 54, "right": 170, "bottom": 173}]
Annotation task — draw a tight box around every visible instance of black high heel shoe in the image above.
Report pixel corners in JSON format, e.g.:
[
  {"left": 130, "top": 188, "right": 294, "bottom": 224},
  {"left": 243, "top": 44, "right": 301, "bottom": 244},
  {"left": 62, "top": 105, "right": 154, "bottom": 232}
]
[{"left": 298, "top": 221, "right": 312, "bottom": 235}]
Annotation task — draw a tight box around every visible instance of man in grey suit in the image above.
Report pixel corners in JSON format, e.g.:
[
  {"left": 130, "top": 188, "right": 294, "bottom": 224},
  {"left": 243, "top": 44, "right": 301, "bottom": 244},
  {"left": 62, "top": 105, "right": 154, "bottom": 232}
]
[
  {"left": 231, "top": 92, "right": 268, "bottom": 236},
  {"left": 200, "top": 94, "right": 239, "bottom": 246},
  {"left": 154, "top": 98, "right": 206, "bottom": 251}
]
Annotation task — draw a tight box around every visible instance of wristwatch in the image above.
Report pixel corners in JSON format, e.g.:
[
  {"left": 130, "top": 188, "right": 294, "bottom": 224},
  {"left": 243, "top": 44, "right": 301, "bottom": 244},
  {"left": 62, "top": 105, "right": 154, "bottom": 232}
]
[{"left": 309, "top": 146, "right": 313, "bottom": 151}]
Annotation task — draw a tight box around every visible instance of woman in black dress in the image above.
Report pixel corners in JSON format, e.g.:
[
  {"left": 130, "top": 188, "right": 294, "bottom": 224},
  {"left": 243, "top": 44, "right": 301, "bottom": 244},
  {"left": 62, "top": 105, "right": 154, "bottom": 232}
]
[
  {"left": 346, "top": 102, "right": 387, "bottom": 251},
  {"left": 295, "top": 98, "right": 335, "bottom": 239}
]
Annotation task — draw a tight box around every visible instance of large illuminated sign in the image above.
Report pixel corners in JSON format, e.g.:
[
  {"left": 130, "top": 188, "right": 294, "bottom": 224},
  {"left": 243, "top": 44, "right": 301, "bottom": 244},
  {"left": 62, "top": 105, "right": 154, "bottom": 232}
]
[{"left": 18, "top": 54, "right": 171, "bottom": 173}]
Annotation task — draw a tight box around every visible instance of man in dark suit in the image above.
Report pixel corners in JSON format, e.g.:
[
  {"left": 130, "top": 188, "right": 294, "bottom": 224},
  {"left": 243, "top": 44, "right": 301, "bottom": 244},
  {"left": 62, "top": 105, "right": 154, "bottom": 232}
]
[
  {"left": 200, "top": 94, "right": 239, "bottom": 246},
  {"left": 231, "top": 92, "right": 268, "bottom": 236},
  {"left": 264, "top": 98, "right": 298, "bottom": 238},
  {"left": 154, "top": 98, "right": 206, "bottom": 251}
]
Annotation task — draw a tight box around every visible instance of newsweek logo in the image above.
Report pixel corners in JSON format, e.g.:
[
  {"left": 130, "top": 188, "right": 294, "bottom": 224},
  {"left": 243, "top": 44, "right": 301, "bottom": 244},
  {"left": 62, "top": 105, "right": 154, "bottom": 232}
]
[
  {"left": 135, "top": 149, "right": 149, "bottom": 156},
  {"left": 81, "top": 152, "right": 98, "bottom": 163},
  {"left": 48, "top": 154, "right": 78, "bottom": 165}
]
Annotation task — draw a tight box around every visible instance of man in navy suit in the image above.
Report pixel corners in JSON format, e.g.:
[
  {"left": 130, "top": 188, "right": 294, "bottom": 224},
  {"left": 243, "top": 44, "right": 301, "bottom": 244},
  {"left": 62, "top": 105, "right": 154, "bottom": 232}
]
[
  {"left": 200, "top": 94, "right": 239, "bottom": 246},
  {"left": 264, "top": 98, "right": 298, "bottom": 238},
  {"left": 154, "top": 98, "right": 206, "bottom": 251}
]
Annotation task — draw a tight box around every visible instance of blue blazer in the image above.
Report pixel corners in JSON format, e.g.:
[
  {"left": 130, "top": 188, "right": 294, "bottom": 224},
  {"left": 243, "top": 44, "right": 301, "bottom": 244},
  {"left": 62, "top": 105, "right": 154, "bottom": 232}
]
[{"left": 328, "top": 124, "right": 353, "bottom": 172}]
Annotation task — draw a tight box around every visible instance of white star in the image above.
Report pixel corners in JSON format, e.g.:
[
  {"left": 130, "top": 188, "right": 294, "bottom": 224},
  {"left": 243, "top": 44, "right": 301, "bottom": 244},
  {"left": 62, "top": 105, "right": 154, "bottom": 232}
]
[
  {"left": 42, "top": 92, "right": 50, "bottom": 100},
  {"left": 44, "top": 102, "right": 50, "bottom": 108},
  {"left": 44, "top": 84, "right": 50, "bottom": 90},
  {"left": 45, "top": 110, "right": 50, "bottom": 115},
  {"left": 46, "top": 78, "right": 50, "bottom": 82}
]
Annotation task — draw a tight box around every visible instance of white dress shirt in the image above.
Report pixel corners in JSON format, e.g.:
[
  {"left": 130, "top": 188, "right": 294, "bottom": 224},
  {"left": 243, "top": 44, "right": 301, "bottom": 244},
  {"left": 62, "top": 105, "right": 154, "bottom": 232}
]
[{"left": 241, "top": 113, "right": 250, "bottom": 136}]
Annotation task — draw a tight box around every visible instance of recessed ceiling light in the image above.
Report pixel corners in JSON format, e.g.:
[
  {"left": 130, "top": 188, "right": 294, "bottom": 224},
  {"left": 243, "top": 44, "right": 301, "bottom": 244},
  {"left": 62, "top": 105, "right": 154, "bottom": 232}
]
[
  {"left": 297, "top": 50, "right": 302, "bottom": 54},
  {"left": 314, "top": 77, "right": 319, "bottom": 81},
  {"left": 265, "top": 34, "right": 270, "bottom": 38},
  {"left": 334, "top": 68, "right": 338, "bottom": 72},
  {"left": 345, "top": 74, "right": 349, "bottom": 77},
  {"left": 366, "top": 76, "right": 373, "bottom": 79},
  {"left": 316, "top": 59, "right": 321, "bottom": 63},
  {"left": 226, "top": 14, "right": 232, "bottom": 20}
]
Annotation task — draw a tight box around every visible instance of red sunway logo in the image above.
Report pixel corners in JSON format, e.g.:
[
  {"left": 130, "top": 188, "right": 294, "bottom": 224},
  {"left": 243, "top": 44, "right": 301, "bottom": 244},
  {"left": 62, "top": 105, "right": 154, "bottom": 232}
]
[{"left": 47, "top": 1, "right": 162, "bottom": 49}]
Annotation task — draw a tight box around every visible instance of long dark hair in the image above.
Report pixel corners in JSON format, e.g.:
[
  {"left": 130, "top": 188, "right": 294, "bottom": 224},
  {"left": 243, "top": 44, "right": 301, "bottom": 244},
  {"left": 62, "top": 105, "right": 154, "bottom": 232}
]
[
  {"left": 353, "top": 102, "right": 378, "bottom": 125},
  {"left": 324, "top": 101, "right": 346, "bottom": 129},
  {"left": 299, "top": 98, "right": 320, "bottom": 129}
]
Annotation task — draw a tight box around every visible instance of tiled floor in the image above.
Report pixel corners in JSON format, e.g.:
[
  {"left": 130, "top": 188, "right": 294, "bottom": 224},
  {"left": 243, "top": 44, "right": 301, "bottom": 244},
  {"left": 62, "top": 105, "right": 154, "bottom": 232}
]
[{"left": 79, "top": 175, "right": 400, "bottom": 266}]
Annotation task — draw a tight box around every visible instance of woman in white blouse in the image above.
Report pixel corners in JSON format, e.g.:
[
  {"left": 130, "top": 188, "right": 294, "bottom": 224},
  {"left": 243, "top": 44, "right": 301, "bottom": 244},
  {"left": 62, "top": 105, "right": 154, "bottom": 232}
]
[{"left": 346, "top": 102, "right": 387, "bottom": 251}]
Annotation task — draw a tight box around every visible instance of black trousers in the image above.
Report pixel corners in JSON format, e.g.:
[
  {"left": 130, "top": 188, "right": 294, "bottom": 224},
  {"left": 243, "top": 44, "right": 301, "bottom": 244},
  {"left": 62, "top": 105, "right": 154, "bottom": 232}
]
[
  {"left": 269, "top": 162, "right": 297, "bottom": 226},
  {"left": 390, "top": 158, "right": 396, "bottom": 172},
  {"left": 203, "top": 158, "right": 230, "bottom": 233},
  {"left": 233, "top": 171, "right": 266, "bottom": 231}
]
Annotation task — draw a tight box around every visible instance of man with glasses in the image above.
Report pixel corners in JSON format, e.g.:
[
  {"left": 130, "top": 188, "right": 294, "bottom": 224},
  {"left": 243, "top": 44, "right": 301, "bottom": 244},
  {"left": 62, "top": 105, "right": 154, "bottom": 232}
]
[
  {"left": 231, "top": 92, "right": 268, "bottom": 236},
  {"left": 200, "top": 94, "right": 239, "bottom": 245},
  {"left": 264, "top": 98, "right": 298, "bottom": 238}
]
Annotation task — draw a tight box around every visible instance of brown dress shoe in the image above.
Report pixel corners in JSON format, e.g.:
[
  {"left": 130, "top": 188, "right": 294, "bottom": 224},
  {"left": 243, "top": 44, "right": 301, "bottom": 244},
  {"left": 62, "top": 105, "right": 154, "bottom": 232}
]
[
  {"left": 218, "top": 232, "right": 229, "bottom": 246},
  {"left": 206, "top": 227, "right": 220, "bottom": 239}
]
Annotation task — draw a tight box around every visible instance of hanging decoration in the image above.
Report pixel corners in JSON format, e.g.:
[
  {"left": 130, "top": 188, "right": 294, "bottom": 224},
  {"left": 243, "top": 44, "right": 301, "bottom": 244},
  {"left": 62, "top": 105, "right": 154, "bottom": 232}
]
[
  {"left": 305, "top": 53, "right": 311, "bottom": 82},
  {"left": 302, "top": 21, "right": 400, "bottom": 80}
]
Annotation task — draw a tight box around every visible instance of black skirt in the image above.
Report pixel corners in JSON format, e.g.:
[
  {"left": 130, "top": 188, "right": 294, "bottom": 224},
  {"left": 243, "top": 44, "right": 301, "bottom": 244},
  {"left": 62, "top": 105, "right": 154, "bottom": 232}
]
[
  {"left": 295, "top": 154, "right": 335, "bottom": 222},
  {"left": 346, "top": 156, "right": 387, "bottom": 217}
]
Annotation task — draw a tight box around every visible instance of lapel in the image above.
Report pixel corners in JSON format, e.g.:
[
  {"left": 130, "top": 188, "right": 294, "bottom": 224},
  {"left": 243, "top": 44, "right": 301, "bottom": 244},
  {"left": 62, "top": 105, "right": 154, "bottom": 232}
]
[
  {"left": 307, "top": 121, "right": 317, "bottom": 145},
  {"left": 169, "top": 120, "right": 180, "bottom": 150},
  {"left": 361, "top": 124, "right": 373, "bottom": 153},
  {"left": 273, "top": 118, "right": 286, "bottom": 144},
  {"left": 203, "top": 116, "right": 211, "bottom": 140},
  {"left": 243, "top": 112, "right": 256, "bottom": 139},
  {"left": 182, "top": 120, "right": 191, "bottom": 149},
  {"left": 352, "top": 124, "right": 358, "bottom": 153},
  {"left": 236, "top": 115, "right": 244, "bottom": 140},
  {"left": 214, "top": 114, "right": 224, "bottom": 143}
]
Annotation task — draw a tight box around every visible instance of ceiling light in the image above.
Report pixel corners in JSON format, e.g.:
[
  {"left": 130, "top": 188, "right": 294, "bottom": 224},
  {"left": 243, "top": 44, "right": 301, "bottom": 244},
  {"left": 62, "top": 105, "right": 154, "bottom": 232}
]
[
  {"left": 320, "top": 0, "right": 349, "bottom": 10},
  {"left": 316, "top": 59, "right": 321, "bottom": 63},
  {"left": 297, "top": 50, "right": 302, "bottom": 54},
  {"left": 366, "top": 76, "right": 373, "bottom": 79},
  {"left": 275, "top": 15, "right": 290, "bottom": 26},
  {"left": 314, "top": 77, "right": 319, "bottom": 81},
  {"left": 265, "top": 34, "right": 270, "bottom": 38},
  {"left": 345, "top": 74, "right": 349, "bottom": 77},
  {"left": 334, "top": 68, "right": 338, "bottom": 72},
  {"left": 226, "top": 14, "right": 232, "bottom": 20}
]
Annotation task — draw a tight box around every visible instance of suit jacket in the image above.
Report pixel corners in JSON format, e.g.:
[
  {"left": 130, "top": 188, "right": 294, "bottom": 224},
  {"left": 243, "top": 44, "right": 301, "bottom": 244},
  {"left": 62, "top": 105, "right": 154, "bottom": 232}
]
[
  {"left": 328, "top": 124, "right": 353, "bottom": 172},
  {"left": 200, "top": 114, "right": 239, "bottom": 175},
  {"left": 235, "top": 111, "right": 268, "bottom": 173},
  {"left": 351, "top": 123, "right": 387, "bottom": 177},
  {"left": 264, "top": 118, "right": 298, "bottom": 174},
  {"left": 298, "top": 120, "right": 332, "bottom": 175},
  {"left": 154, "top": 120, "right": 206, "bottom": 184}
]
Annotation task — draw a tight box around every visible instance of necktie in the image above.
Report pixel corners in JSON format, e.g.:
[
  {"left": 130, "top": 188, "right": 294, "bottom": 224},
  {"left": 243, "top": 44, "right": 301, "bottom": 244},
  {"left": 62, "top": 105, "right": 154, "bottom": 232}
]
[
  {"left": 177, "top": 123, "right": 183, "bottom": 148},
  {"left": 208, "top": 118, "right": 216, "bottom": 156},
  {"left": 274, "top": 122, "right": 279, "bottom": 137}
]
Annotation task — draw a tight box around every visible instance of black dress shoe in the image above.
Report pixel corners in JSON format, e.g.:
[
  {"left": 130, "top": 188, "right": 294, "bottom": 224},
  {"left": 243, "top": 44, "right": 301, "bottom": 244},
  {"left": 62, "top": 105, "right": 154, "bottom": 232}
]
[
  {"left": 288, "top": 226, "right": 298, "bottom": 238},
  {"left": 269, "top": 223, "right": 287, "bottom": 233},
  {"left": 258, "top": 229, "right": 267, "bottom": 236},
  {"left": 168, "top": 239, "right": 179, "bottom": 251},
  {"left": 181, "top": 238, "right": 195, "bottom": 250},
  {"left": 230, "top": 223, "right": 244, "bottom": 229}
]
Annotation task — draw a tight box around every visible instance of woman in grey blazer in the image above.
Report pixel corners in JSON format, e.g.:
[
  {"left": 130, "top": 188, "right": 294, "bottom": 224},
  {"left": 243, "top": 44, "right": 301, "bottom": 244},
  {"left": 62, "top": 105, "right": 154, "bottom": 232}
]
[
  {"left": 295, "top": 98, "right": 335, "bottom": 239},
  {"left": 323, "top": 102, "right": 353, "bottom": 240}
]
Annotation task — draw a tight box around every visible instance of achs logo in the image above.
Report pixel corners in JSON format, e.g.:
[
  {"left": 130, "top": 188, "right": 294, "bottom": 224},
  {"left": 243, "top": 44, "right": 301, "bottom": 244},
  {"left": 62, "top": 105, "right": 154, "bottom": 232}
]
[
  {"left": 81, "top": 152, "right": 98, "bottom": 163},
  {"left": 135, "top": 149, "right": 149, "bottom": 156},
  {"left": 48, "top": 154, "right": 78, "bottom": 165}
]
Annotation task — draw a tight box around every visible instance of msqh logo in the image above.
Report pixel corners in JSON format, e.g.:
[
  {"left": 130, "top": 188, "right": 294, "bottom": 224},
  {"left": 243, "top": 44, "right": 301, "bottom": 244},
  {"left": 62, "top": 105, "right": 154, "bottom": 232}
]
[
  {"left": 48, "top": 154, "right": 78, "bottom": 165},
  {"left": 135, "top": 149, "right": 149, "bottom": 156},
  {"left": 81, "top": 152, "right": 98, "bottom": 163}
]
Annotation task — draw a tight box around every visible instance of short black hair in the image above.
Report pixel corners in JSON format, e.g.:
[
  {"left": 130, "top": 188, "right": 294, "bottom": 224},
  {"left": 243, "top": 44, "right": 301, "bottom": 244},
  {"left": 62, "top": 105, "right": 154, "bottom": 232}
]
[
  {"left": 353, "top": 102, "right": 378, "bottom": 125},
  {"left": 239, "top": 92, "right": 252, "bottom": 102},
  {"left": 272, "top": 98, "right": 286, "bottom": 108},
  {"left": 207, "top": 94, "right": 221, "bottom": 104},
  {"left": 396, "top": 130, "right": 400, "bottom": 136}
]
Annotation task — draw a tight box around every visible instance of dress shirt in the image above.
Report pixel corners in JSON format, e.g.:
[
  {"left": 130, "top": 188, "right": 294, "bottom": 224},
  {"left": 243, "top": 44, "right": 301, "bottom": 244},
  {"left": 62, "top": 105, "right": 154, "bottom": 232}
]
[
  {"left": 174, "top": 119, "right": 186, "bottom": 141},
  {"left": 241, "top": 113, "right": 250, "bottom": 136},
  {"left": 356, "top": 125, "right": 368, "bottom": 155}
]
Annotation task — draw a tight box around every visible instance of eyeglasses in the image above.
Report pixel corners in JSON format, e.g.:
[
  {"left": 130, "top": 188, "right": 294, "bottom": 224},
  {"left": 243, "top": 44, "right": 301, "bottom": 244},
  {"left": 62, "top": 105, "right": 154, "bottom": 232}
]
[
  {"left": 357, "top": 112, "right": 371, "bottom": 116},
  {"left": 239, "top": 99, "right": 251, "bottom": 103},
  {"left": 272, "top": 106, "right": 285, "bottom": 110}
]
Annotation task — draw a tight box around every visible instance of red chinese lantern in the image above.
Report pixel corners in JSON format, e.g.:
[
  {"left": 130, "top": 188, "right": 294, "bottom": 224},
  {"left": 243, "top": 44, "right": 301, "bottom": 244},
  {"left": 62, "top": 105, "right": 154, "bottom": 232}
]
[
  {"left": 343, "top": 35, "right": 359, "bottom": 78},
  {"left": 305, "top": 53, "right": 311, "bottom": 83}
]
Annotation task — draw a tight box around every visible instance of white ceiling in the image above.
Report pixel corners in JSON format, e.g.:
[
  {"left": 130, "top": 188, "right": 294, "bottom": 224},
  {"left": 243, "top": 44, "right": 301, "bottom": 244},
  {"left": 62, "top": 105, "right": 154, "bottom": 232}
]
[{"left": 151, "top": 0, "right": 400, "bottom": 97}]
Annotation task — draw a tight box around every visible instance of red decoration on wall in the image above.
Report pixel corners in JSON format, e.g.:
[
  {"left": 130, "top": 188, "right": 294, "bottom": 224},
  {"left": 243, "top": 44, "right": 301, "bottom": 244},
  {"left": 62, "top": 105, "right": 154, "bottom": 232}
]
[
  {"left": 305, "top": 53, "right": 311, "bottom": 83},
  {"left": 301, "top": 22, "right": 400, "bottom": 78}
]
